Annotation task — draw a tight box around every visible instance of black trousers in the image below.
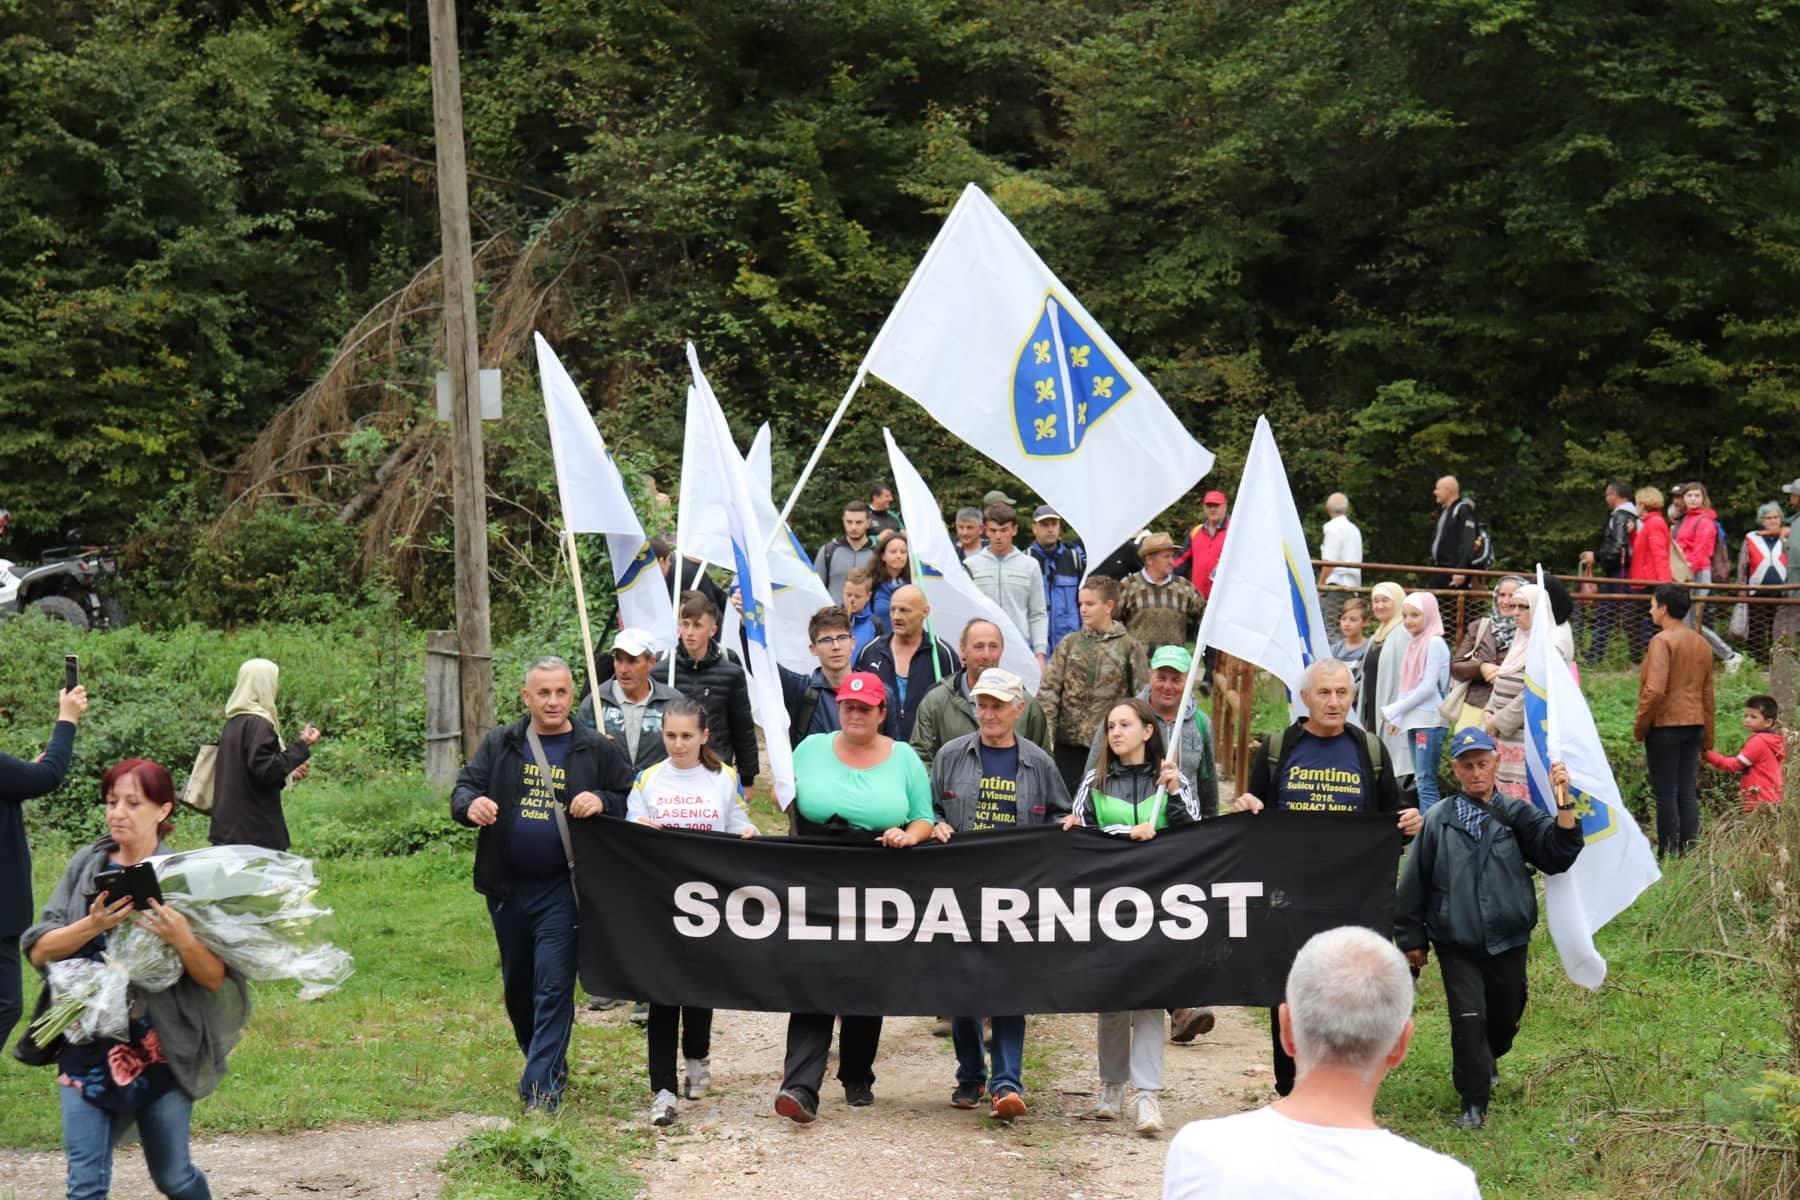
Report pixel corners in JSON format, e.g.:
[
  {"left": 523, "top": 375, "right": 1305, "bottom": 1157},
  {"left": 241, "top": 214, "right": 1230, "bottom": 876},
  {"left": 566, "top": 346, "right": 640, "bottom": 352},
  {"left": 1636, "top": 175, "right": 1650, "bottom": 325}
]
[
  {"left": 1437, "top": 944, "right": 1528, "bottom": 1107},
  {"left": 0, "top": 934, "right": 20, "bottom": 1054},
  {"left": 781, "top": 1013, "right": 882, "bottom": 1105},
  {"left": 647, "top": 1004, "right": 713, "bottom": 1095},
  {"left": 1645, "top": 725, "right": 1703, "bottom": 857},
  {"left": 1269, "top": 1007, "right": 1296, "bottom": 1096},
  {"left": 1053, "top": 743, "right": 1091, "bottom": 798}
]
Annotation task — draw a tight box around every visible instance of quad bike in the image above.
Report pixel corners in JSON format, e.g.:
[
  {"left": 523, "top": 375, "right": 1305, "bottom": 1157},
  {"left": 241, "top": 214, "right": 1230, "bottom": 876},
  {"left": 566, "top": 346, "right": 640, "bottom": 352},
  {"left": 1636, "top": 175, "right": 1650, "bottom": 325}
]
[{"left": 0, "top": 511, "right": 127, "bottom": 629}]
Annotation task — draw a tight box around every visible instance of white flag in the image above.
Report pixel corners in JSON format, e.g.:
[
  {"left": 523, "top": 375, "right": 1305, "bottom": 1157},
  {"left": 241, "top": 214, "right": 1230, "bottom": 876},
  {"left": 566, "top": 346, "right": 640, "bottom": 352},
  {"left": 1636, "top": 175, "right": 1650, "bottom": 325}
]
[
  {"left": 534, "top": 333, "right": 674, "bottom": 651},
  {"left": 863, "top": 183, "right": 1213, "bottom": 562},
  {"left": 1523, "top": 566, "right": 1660, "bottom": 988},
  {"left": 1195, "top": 416, "right": 1331, "bottom": 716},
  {"left": 883, "top": 429, "right": 1041, "bottom": 691},
  {"left": 684, "top": 346, "right": 795, "bottom": 808},
  {"left": 748, "top": 424, "right": 836, "bottom": 675}
]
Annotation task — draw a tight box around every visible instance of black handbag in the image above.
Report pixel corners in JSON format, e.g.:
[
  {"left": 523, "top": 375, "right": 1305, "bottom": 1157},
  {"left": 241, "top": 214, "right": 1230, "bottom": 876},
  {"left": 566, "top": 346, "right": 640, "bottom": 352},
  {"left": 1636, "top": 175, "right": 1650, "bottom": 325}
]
[{"left": 12, "top": 978, "right": 63, "bottom": 1067}]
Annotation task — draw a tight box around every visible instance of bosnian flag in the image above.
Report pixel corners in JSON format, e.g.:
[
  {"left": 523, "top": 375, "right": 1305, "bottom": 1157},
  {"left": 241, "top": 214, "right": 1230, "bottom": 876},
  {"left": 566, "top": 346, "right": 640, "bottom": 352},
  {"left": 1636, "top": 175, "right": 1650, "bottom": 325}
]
[
  {"left": 534, "top": 333, "right": 674, "bottom": 652},
  {"left": 683, "top": 345, "right": 795, "bottom": 808},
  {"left": 1195, "top": 415, "right": 1331, "bottom": 718},
  {"left": 1523, "top": 565, "right": 1660, "bottom": 988}
]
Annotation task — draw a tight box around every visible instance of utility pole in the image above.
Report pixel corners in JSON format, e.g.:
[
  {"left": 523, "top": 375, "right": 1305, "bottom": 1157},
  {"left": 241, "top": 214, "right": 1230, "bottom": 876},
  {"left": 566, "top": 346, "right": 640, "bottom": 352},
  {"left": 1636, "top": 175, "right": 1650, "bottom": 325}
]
[{"left": 426, "top": 0, "right": 495, "bottom": 758}]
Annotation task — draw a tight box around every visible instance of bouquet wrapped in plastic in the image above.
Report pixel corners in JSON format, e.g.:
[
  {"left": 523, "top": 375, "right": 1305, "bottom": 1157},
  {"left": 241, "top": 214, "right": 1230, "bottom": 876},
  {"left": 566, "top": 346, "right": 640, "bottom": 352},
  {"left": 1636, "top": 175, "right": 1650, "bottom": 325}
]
[{"left": 33, "top": 846, "right": 354, "bottom": 1045}]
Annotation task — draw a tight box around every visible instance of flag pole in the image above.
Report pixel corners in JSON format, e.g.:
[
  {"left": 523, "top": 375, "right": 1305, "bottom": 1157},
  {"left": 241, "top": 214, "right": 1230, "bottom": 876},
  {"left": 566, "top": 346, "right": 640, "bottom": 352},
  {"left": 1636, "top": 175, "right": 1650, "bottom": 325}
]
[
  {"left": 669, "top": 395, "right": 694, "bottom": 687},
  {"left": 769, "top": 365, "right": 867, "bottom": 547},
  {"left": 1168, "top": 619, "right": 1210, "bottom": 773},
  {"left": 564, "top": 530, "right": 601, "bottom": 709},
  {"left": 905, "top": 541, "right": 944, "bottom": 685}
]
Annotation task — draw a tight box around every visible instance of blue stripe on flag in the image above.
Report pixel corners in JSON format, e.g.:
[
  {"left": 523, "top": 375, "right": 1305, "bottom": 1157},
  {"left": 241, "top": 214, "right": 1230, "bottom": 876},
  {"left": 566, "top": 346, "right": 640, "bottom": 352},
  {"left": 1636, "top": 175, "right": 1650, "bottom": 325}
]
[
  {"left": 1282, "top": 546, "right": 1316, "bottom": 667},
  {"left": 616, "top": 544, "right": 655, "bottom": 593},
  {"left": 1523, "top": 673, "right": 1618, "bottom": 844},
  {"left": 730, "top": 539, "right": 768, "bottom": 647}
]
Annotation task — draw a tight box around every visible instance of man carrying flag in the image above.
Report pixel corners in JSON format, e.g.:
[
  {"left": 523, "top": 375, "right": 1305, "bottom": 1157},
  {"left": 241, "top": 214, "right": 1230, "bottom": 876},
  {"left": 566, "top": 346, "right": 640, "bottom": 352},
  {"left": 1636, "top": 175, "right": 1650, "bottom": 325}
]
[{"left": 1394, "top": 726, "right": 1582, "bottom": 1130}]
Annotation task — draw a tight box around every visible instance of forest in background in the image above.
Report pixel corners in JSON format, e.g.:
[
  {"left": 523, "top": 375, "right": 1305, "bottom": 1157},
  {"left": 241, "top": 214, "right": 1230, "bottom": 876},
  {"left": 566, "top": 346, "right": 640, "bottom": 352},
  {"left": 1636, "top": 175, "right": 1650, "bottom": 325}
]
[{"left": 5, "top": 0, "right": 1799, "bottom": 631}]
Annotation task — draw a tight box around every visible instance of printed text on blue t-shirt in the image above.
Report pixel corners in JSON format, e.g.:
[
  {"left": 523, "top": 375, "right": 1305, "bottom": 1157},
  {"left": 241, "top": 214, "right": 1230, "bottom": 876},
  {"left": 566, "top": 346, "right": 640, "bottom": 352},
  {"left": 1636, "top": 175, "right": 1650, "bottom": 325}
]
[{"left": 1275, "top": 731, "right": 1368, "bottom": 813}]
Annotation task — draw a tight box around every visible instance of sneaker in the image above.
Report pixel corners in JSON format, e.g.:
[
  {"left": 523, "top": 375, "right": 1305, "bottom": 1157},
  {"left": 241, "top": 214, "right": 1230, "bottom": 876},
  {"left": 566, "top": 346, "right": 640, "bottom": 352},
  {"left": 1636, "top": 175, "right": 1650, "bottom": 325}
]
[
  {"left": 1726, "top": 652, "right": 1748, "bottom": 674},
  {"left": 586, "top": 995, "right": 625, "bottom": 1012},
  {"left": 991, "top": 1089, "right": 1027, "bottom": 1120},
  {"left": 630, "top": 1001, "right": 651, "bottom": 1027},
  {"left": 650, "top": 1088, "right": 679, "bottom": 1127},
  {"left": 1088, "top": 1082, "right": 1124, "bottom": 1120},
  {"left": 1454, "top": 1102, "right": 1487, "bottom": 1130},
  {"left": 1133, "top": 1091, "right": 1164, "bottom": 1136},
  {"left": 843, "top": 1081, "right": 874, "bottom": 1107},
  {"left": 774, "top": 1088, "right": 817, "bottom": 1124},
  {"left": 950, "top": 1081, "right": 985, "bottom": 1109},
  {"left": 931, "top": 1017, "right": 952, "bottom": 1037},
  {"left": 1169, "top": 1007, "right": 1216, "bottom": 1043},
  {"left": 684, "top": 1057, "right": 711, "bottom": 1100}
]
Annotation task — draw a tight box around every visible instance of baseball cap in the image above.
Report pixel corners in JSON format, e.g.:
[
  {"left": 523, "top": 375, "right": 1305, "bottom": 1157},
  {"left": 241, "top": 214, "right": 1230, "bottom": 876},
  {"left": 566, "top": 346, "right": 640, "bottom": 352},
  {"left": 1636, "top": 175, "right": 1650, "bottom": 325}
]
[
  {"left": 982, "top": 489, "right": 1019, "bottom": 507},
  {"left": 1449, "top": 727, "right": 1497, "bottom": 758},
  {"left": 1149, "top": 645, "right": 1193, "bottom": 674},
  {"left": 1783, "top": 479, "right": 1800, "bottom": 496},
  {"left": 1203, "top": 490, "right": 1228, "bottom": 506},
  {"left": 969, "top": 668, "right": 1027, "bottom": 704},
  {"left": 835, "top": 672, "right": 887, "bottom": 707},
  {"left": 609, "top": 628, "right": 657, "bottom": 657},
  {"left": 1033, "top": 505, "right": 1060, "bottom": 521}
]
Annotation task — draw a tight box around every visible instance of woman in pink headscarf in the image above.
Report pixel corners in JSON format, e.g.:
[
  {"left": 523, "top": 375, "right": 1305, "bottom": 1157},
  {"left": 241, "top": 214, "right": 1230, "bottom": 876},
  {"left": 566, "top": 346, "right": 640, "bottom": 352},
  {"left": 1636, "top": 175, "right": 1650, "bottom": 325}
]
[{"left": 1380, "top": 592, "right": 1450, "bottom": 811}]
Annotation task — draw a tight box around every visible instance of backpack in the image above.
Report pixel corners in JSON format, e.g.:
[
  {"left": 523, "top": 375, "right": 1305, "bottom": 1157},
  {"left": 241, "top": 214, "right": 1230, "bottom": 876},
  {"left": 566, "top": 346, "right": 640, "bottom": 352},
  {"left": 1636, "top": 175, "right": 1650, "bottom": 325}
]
[{"left": 1469, "top": 514, "right": 1496, "bottom": 569}]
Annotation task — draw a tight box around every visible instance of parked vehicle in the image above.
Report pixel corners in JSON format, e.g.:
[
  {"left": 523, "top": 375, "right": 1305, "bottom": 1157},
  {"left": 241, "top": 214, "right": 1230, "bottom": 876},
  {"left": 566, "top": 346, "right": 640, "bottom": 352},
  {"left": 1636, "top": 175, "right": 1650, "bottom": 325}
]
[{"left": 0, "top": 513, "right": 127, "bottom": 629}]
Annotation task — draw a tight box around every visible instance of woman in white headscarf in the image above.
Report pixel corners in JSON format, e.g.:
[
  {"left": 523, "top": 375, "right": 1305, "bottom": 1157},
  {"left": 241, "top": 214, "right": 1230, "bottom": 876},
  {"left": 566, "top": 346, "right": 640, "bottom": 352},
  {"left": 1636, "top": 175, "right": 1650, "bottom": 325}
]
[
  {"left": 1361, "top": 582, "right": 1414, "bottom": 788},
  {"left": 207, "top": 659, "right": 321, "bottom": 851}
]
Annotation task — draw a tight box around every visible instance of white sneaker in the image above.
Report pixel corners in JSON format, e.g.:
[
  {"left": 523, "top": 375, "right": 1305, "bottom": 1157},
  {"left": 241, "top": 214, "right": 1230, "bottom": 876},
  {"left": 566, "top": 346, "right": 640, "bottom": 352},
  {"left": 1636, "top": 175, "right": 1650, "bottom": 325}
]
[
  {"left": 684, "top": 1057, "right": 711, "bottom": 1100},
  {"left": 1725, "top": 653, "right": 1747, "bottom": 674},
  {"left": 1133, "top": 1091, "right": 1164, "bottom": 1135},
  {"left": 650, "top": 1088, "right": 679, "bottom": 1127},
  {"left": 1088, "top": 1082, "right": 1124, "bottom": 1120}
]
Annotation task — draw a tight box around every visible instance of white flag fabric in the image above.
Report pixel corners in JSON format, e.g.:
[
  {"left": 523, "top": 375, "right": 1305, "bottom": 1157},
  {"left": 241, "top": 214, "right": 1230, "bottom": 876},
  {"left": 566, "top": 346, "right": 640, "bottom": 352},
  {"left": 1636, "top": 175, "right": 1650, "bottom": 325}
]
[
  {"left": 748, "top": 424, "right": 836, "bottom": 675},
  {"left": 534, "top": 333, "right": 674, "bottom": 651},
  {"left": 1194, "top": 416, "right": 1331, "bottom": 717},
  {"left": 863, "top": 183, "right": 1213, "bottom": 563},
  {"left": 1523, "top": 566, "right": 1660, "bottom": 988},
  {"left": 883, "top": 429, "right": 1041, "bottom": 691},
  {"left": 684, "top": 346, "right": 795, "bottom": 808}
]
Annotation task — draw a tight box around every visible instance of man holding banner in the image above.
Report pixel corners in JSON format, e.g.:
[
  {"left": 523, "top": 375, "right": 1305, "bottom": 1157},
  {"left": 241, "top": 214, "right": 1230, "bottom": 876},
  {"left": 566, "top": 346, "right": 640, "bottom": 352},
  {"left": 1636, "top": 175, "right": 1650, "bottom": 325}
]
[{"left": 1395, "top": 727, "right": 1583, "bottom": 1130}]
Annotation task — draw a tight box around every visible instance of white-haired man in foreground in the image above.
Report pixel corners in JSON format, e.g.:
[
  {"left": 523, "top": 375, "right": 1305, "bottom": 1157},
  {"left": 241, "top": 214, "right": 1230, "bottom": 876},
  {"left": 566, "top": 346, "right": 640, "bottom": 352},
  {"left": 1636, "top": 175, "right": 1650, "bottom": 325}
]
[{"left": 1162, "top": 926, "right": 1481, "bottom": 1199}]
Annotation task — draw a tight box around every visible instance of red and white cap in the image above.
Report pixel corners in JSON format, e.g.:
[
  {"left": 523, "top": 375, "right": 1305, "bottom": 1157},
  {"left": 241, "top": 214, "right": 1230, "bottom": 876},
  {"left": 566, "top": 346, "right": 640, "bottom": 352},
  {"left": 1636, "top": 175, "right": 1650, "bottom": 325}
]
[{"left": 835, "top": 672, "right": 888, "bottom": 706}]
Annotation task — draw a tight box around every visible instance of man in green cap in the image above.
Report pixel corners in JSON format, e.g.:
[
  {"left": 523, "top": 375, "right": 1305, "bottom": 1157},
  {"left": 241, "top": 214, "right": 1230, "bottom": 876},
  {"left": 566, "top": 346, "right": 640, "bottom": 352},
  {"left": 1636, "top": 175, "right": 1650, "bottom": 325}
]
[{"left": 1085, "top": 642, "right": 1220, "bottom": 1043}]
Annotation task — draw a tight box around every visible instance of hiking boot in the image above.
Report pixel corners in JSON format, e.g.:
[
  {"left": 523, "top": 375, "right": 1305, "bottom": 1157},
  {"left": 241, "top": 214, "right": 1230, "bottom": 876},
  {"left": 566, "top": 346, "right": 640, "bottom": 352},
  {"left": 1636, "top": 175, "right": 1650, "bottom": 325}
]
[
  {"left": 1088, "top": 1082, "right": 1124, "bottom": 1120},
  {"left": 629, "top": 1001, "right": 650, "bottom": 1027},
  {"left": 1454, "top": 1102, "right": 1487, "bottom": 1130},
  {"left": 586, "top": 995, "right": 625, "bottom": 1012},
  {"left": 951, "top": 1081, "right": 985, "bottom": 1109},
  {"left": 991, "top": 1089, "right": 1027, "bottom": 1121},
  {"left": 650, "top": 1089, "right": 678, "bottom": 1127},
  {"left": 1133, "top": 1091, "right": 1164, "bottom": 1136},
  {"left": 774, "top": 1088, "right": 817, "bottom": 1124},
  {"left": 684, "top": 1057, "right": 711, "bottom": 1100},
  {"left": 931, "top": 1017, "right": 952, "bottom": 1037},
  {"left": 1169, "top": 1007, "right": 1215, "bottom": 1043},
  {"left": 843, "top": 1081, "right": 874, "bottom": 1107}
]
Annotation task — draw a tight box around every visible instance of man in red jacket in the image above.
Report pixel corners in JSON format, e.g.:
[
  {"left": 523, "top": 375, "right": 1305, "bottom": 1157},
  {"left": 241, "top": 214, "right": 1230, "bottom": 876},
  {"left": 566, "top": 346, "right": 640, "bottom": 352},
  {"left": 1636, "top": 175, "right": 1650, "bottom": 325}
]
[{"left": 1175, "top": 490, "right": 1230, "bottom": 600}]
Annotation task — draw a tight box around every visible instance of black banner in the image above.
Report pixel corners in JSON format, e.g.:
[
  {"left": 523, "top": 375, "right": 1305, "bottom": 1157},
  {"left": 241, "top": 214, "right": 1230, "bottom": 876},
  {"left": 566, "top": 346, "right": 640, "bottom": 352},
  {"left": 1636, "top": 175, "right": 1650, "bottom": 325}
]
[{"left": 571, "top": 814, "right": 1399, "bottom": 1015}]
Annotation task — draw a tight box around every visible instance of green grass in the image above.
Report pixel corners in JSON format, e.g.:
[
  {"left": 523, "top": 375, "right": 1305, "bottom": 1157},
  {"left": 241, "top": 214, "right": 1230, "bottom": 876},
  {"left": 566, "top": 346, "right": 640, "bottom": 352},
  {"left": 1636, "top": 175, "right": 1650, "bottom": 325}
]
[{"left": 0, "top": 781, "right": 648, "bottom": 1196}]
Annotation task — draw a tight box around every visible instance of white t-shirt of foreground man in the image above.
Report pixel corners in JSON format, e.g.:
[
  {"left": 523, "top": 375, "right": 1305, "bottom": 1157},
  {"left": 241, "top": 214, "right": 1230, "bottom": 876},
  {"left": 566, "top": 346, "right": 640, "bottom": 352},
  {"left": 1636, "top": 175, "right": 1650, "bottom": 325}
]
[{"left": 1162, "top": 926, "right": 1480, "bottom": 1200}]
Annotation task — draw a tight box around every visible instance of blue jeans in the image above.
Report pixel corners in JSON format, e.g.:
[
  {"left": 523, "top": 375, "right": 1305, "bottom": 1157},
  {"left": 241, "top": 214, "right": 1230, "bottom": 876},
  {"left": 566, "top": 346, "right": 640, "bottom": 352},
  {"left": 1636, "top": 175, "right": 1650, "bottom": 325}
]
[
  {"left": 488, "top": 874, "right": 578, "bottom": 1108},
  {"left": 1412, "top": 726, "right": 1447, "bottom": 812},
  {"left": 61, "top": 1084, "right": 210, "bottom": 1200},
  {"left": 951, "top": 1015, "right": 1025, "bottom": 1097}
]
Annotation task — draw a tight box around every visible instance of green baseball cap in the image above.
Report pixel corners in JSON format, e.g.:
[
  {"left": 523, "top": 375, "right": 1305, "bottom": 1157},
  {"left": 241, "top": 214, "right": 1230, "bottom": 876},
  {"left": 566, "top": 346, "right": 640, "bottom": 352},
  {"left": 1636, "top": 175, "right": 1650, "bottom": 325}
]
[{"left": 1150, "top": 645, "right": 1193, "bottom": 673}]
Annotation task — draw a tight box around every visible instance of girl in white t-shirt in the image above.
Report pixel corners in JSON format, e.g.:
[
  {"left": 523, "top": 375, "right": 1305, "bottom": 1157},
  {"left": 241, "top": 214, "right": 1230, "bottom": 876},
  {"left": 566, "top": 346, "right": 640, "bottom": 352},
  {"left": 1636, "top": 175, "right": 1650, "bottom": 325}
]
[{"left": 627, "top": 699, "right": 757, "bottom": 1129}]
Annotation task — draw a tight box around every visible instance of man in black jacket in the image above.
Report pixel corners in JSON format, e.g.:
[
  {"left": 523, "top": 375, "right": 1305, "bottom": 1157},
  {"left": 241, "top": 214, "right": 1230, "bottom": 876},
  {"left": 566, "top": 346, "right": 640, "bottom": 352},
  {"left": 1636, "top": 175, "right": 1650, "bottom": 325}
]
[
  {"left": 1230, "top": 658, "right": 1422, "bottom": 1097},
  {"left": 662, "top": 592, "right": 759, "bottom": 788},
  {"left": 1395, "top": 727, "right": 1583, "bottom": 1129},
  {"left": 1427, "top": 475, "right": 1481, "bottom": 590},
  {"left": 854, "top": 585, "right": 960, "bottom": 740},
  {"left": 452, "top": 656, "right": 634, "bottom": 1111},
  {"left": 1580, "top": 480, "right": 1638, "bottom": 663},
  {"left": 0, "top": 684, "right": 86, "bottom": 1052}
]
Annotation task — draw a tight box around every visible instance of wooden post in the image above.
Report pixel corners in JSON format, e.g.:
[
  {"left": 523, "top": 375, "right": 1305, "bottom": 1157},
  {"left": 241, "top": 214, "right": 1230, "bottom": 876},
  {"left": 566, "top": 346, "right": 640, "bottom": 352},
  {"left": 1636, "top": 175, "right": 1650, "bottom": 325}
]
[
  {"left": 425, "top": 631, "right": 463, "bottom": 787},
  {"left": 427, "top": 0, "right": 495, "bottom": 759},
  {"left": 1232, "top": 657, "right": 1255, "bottom": 797}
]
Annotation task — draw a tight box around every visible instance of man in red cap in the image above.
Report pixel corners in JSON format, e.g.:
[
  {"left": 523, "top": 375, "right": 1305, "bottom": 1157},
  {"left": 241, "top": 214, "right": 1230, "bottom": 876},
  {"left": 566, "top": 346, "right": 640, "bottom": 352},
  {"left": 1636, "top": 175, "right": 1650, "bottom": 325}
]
[{"left": 1175, "top": 491, "right": 1230, "bottom": 600}]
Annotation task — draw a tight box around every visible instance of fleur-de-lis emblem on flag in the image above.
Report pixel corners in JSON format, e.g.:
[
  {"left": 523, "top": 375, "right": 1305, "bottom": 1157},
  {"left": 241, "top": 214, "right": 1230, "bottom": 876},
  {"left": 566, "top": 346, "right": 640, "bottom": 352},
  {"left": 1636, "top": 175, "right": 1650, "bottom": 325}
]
[
  {"left": 1092, "top": 376, "right": 1114, "bottom": 399},
  {"left": 1069, "top": 345, "right": 1091, "bottom": 368},
  {"left": 1035, "top": 378, "right": 1056, "bottom": 403},
  {"left": 1010, "top": 293, "right": 1132, "bottom": 457},
  {"left": 1033, "top": 414, "right": 1058, "bottom": 441},
  {"left": 1033, "top": 340, "right": 1051, "bottom": 364}
]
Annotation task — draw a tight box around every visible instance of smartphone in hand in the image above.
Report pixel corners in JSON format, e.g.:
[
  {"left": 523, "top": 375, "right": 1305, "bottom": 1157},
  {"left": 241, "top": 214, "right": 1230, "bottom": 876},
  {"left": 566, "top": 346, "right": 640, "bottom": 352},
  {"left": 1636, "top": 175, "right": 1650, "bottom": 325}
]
[{"left": 63, "top": 655, "right": 79, "bottom": 692}]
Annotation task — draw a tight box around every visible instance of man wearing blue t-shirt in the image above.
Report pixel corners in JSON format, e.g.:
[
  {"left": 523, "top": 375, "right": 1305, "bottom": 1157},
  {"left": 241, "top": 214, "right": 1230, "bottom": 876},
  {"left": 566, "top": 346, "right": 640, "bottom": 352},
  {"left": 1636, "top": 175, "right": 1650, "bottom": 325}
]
[
  {"left": 1230, "top": 658, "right": 1422, "bottom": 1098},
  {"left": 452, "top": 656, "right": 636, "bottom": 1111}
]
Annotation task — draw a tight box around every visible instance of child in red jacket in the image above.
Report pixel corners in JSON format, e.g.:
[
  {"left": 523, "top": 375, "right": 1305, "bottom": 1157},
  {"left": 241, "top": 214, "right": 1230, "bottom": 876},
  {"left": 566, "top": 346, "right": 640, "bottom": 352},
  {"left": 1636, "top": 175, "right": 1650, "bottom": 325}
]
[{"left": 1704, "top": 694, "right": 1786, "bottom": 811}]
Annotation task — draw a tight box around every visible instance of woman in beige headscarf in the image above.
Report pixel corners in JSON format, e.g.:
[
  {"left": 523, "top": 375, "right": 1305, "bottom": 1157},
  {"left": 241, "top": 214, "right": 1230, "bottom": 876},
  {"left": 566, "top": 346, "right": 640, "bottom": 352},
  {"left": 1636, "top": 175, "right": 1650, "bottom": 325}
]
[
  {"left": 1481, "top": 584, "right": 1540, "bottom": 802},
  {"left": 1358, "top": 582, "right": 1414, "bottom": 782},
  {"left": 208, "top": 659, "right": 322, "bottom": 851}
]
